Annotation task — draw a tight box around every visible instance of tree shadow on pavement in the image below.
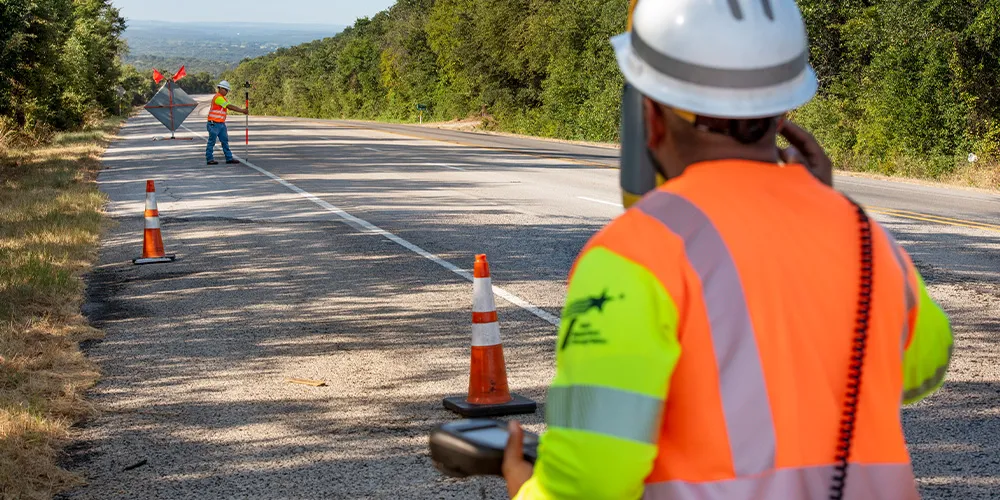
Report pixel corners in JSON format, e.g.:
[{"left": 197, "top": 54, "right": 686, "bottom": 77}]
[{"left": 68, "top": 205, "right": 577, "bottom": 498}]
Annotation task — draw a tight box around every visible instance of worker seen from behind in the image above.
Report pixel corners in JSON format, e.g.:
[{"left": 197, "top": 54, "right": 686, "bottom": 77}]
[
  {"left": 502, "top": 0, "right": 953, "bottom": 498},
  {"left": 206, "top": 80, "right": 248, "bottom": 165}
]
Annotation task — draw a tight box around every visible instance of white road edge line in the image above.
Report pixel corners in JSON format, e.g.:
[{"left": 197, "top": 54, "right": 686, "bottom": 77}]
[
  {"left": 415, "top": 161, "right": 465, "bottom": 171},
  {"left": 364, "top": 147, "right": 382, "bottom": 152},
  {"left": 181, "top": 124, "right": 559, "bottom": 326},
  {"left": 578, "top": 196, "right": 622, "bottom": 208}
]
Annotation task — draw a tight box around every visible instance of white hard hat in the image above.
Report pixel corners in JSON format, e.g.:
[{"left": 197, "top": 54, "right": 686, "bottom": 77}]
[
  {"left": 612, "top": 0, "right": 818, "bottom": 119},
  {"left": 217, "top": 80, "right": 232, "bottom": 91}
]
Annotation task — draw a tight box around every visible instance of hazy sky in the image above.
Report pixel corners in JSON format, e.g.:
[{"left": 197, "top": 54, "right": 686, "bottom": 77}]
[{"left": 112, "top": 0, "right": 396, "bottom": 25}]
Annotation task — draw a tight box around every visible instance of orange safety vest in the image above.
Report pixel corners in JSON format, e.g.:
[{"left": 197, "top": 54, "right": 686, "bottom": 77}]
[
  {"left": 583, "top": 160, "right": 920, "bottom": 498},
  {"left": 208, "top": 93, "right": 228, "bottom": 123}
]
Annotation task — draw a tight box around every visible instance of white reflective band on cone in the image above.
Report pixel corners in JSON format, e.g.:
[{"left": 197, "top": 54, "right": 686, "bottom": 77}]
[
  {"left": 472, "top": 322, "right": 502, "bottom": 347},
  {"left": 473, "top": 277, "right": 497, "bottom": 312},
  {"left": 145, "top": 192, "right": 157, "bottom": 210},
  {"left": 145, "top": 217, "right": 161, "bottom": 229}
]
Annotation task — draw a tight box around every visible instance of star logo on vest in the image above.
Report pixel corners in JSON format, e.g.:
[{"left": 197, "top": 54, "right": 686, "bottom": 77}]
[
  {"left": 564, "top": 289, "right": 616, "bottom": 318},
  {"left": 560, "top": 290, "right": 623, "bottom": 351}
]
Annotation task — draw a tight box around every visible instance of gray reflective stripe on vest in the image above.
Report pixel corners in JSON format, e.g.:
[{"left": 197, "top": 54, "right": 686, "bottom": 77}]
[
  {"left": 546, "top": 385, "right": 663, "bottom": 444},
  {"left": 635, "top": 192, "right": 775, "bottom": 476},
  {"left": 879, "top": 226, "right": 917, "bottom": 352},
  {"left": 879, "top": 226, "right": 952, "bottom": 400},
  {"left": 630, "top": 32, "right": 808, "bottom": 89},
  {"left": 619, "top": 84, "right": 658, "bottom": 199},
  {"left": 643, "top": 463, "right": 920, "bottom": 499},
  {"left": 881, "top": 228, "right": 916, "bottom": 312}
]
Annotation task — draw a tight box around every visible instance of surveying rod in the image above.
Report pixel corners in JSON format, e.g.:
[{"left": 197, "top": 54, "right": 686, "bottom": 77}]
[{"left": 243, "top": 81, "right": 251, "bottom": 160}]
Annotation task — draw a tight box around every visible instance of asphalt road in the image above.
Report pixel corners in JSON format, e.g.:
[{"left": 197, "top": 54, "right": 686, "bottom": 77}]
[{"left": 64, "top": 97, "right": 1000, "bottom": 499}]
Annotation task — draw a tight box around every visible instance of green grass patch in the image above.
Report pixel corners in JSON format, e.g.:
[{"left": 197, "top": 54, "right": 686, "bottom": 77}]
[{"left": 0, "top": 119, "right": 119, "bottom": 499}]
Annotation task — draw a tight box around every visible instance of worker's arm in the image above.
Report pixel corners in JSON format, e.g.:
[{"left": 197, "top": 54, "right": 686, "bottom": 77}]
[
  {"left": 901, "top": 261, "right": 953, "bottom": 404},
  {"left": 512, "top": 246, "right": 682, "bottom": 499},
  {"left": 216, "top": 95, "right": 248, "bottom": 115}
]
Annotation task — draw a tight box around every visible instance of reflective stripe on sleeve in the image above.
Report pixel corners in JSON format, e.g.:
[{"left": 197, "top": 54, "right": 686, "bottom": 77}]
[{"left": 547, "top": 385, "right": 663, "bottom": 444}]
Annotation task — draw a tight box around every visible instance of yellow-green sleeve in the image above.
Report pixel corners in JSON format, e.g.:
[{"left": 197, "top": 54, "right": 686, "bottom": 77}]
[
  {"left": 514, "top": 246, "right": 681, "bottom": 499},
  {"left": 214, "top": 95, "right": 229, "bottom": 108},
  {"left": 902, "top": 268, "right": 953, "bottom": 404}
]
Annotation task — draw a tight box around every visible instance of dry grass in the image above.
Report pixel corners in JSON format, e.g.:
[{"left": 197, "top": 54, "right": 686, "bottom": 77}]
[
  {"left": 0, "top": 119, "right": 119, "bottom": 499},
  {"left": 944, "top": 160, "right": 1000, "bottom": 191}
]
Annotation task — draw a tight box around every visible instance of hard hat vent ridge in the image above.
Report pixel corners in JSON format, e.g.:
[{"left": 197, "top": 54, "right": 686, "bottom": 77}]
[
  {"left": 730, "top": 0, "right": 777, "bottom": 21},
  {"left": 760, "top": 0, "right": 775, "bottom": 20},
  {"left": 727, "top": 0, "right": 744, "bottom": 20}
]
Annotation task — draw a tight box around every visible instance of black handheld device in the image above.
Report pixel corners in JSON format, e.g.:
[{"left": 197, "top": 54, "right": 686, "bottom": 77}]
[{"left": 429, "top": 419, "right": 539, "bottom": 478}]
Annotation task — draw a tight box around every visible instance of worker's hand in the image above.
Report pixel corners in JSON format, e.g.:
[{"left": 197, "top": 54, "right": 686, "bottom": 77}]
[
  {"left": 502, "top": 421, "right": 534, "bottom": 499},
  {"left": 779, "top": 121, "right": 833, "bottom": 187}
]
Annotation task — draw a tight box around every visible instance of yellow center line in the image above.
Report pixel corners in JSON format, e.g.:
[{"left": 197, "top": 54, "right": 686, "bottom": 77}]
[{"left": 867, "top": 206, "right": 1000, "bottom": 232}]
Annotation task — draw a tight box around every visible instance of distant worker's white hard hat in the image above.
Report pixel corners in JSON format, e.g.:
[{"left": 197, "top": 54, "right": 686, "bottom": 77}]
[
  {"left": 611, "top": 0, "right": 818, "bottom": 118},
  {"left": 217, "top": 80, "right": 232, "bottom": 91}
]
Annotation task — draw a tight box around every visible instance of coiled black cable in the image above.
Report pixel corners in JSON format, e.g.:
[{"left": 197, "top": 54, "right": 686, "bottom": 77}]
[{"left": 830, "top": 200, "right": 874, "bottom": 500}]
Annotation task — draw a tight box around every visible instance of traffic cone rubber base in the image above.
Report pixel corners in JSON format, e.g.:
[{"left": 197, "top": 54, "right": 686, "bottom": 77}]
[
  {"left": 443, "top": 393, "right": 536, "bottom": 418},
  {"left": 133, "top": 254, "right": 176, "bottom": 265}
]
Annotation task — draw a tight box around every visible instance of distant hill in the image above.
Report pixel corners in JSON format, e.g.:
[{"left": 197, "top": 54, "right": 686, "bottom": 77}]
[{"left": 123, "top": 20, "right": 344, "bottom": 76}]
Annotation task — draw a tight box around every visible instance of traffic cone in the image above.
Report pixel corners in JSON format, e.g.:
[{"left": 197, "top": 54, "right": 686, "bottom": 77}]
[
  {"left": 443, "top": 254, "right": 536, "bottom": 417},
  {"left": 132, "top": 180, "right": 176, "bottom": 265}
]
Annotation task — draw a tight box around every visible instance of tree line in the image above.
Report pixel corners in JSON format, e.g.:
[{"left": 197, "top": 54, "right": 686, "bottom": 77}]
[
  {"left": 1, "top": 0, "right": 132, "bottom": 132},
  {"left": 225, "top": 0, "right": 1000, "bottom": 179},
  {"left": 0, "top": 0, "right": 228, "bottom": 139}
]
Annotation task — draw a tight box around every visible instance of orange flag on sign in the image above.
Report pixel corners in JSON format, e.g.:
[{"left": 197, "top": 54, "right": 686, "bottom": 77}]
[
  {"left": 172, "top": 66, "right": 187, "bottom": 82},
  {"left": 153, "top": 69, "right": 164, "bottom": 84}
]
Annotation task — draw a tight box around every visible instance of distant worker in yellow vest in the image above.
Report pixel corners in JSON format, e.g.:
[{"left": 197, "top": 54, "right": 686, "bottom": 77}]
[
  {"left": 206, "top": 80, "right": 248, "bottom": 165},
  {"left": 501, "top": 0, "right": 953, "bottom": 499}
]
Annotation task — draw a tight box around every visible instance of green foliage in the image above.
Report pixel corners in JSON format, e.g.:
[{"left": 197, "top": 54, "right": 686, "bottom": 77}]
[
  {"left": 226, "top": 0, "right": 999, "bottom": 177},
  {"left": 794, "top": 0, "right": 1000, "bottom": 178},
  {"left": 226, "top": 0, "right": 630, "bottom": 141},
  {"left": 0, "top": 0, "right": 136, "bottom": 132},
  {"left": 177, "top": 72, "right": 219, "bottom": 95}
]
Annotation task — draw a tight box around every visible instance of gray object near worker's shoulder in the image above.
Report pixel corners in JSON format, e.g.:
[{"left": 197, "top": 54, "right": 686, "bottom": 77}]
[{"left": 620, "top": 83, "right": 658, "bottom": 202}]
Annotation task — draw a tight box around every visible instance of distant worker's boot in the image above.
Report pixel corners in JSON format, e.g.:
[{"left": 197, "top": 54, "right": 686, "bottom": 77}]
[
  {"left": 207, "top": 160, "right": 219, "bottom": 165},
  {"left": 225, "top": 159, "right": 241, "bottom": 165}
]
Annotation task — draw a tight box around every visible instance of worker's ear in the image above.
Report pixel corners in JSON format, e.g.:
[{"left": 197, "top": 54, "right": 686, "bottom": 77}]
[{"left": 643, "top": 98, "right": 667, "bottom": 152}]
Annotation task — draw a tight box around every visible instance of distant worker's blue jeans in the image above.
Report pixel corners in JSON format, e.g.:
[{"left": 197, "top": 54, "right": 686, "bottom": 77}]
[{"left": 206, "top": 121, "right": 233, "bottom": 162}]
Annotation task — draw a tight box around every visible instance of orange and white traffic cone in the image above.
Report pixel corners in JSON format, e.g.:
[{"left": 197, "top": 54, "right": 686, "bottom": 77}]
[
  {"left": 132, "top": 180, "right": 176, "bottom": 265},
  {"left": 443, "top": 254, "right": 536, "bottom": 417}
]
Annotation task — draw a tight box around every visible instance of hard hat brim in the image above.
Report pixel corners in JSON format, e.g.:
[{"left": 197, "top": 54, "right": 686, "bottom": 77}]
[{"left": 611, "top": 33, "right": 818, "bottom": 119}]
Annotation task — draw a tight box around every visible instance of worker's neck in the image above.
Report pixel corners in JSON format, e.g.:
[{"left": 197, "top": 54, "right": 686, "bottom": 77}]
[{"left": 679, "top": 142, "right": 779, "bottom": 169}]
